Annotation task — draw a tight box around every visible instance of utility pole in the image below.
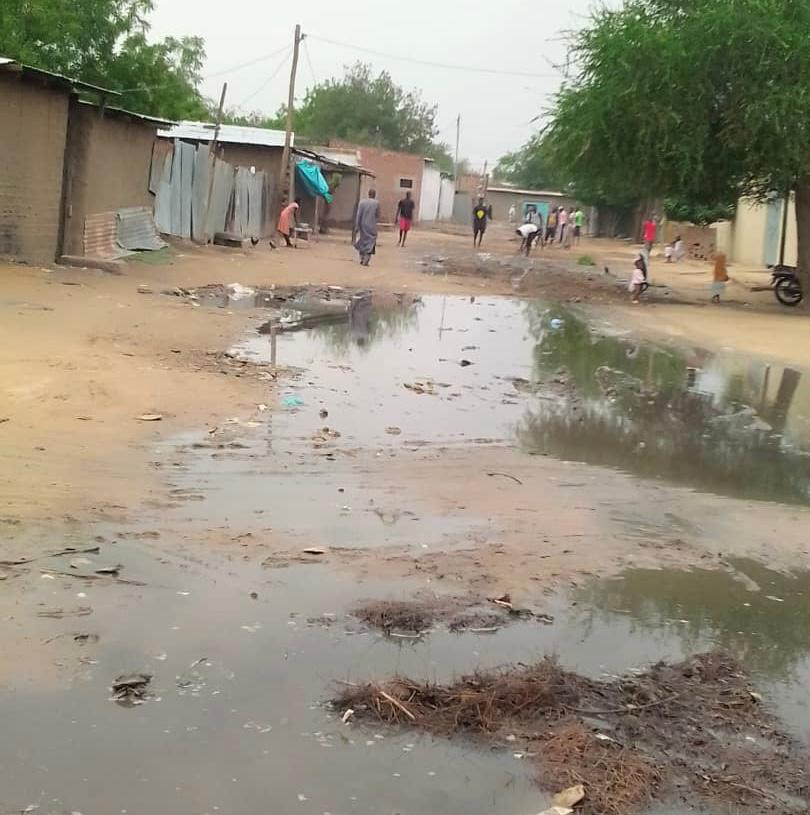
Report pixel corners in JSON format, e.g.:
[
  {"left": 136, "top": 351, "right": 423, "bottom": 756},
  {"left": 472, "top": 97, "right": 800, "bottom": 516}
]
[
  {"left": 279, "top": 24, "right": 302, "bottom": 208},
  {"left": 202, "top": 81, "right": 227, "bottom": 242},
  {"left": 453, "top": 114, "right": 461, "bottom": 190}
]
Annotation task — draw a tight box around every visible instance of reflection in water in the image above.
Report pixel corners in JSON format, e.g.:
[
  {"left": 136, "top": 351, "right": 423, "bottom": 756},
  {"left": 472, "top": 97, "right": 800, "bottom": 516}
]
[
  {"left": 577, "top": 559, "right": 810, "bottom": 678},
  {"left": 308, "top": 297, "right": 422, "bottom": 354},
  {"left": 516, "top": 303, "right": 810, "bottom": 504}
]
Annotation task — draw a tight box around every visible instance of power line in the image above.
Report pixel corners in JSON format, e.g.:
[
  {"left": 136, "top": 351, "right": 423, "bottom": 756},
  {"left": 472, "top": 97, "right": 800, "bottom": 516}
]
[
  {"left": 114, "top": 44, "right": 292, "bottom": 95},
  {"left": 308, "top": 34, "right": 561, "bottom": 80},
  {"left": 303, "top": 37, "right": 318, "bottom": 88},
  {"left": 205, "top": 44, "right": 295, "bottom": 80},
  {"left": 235, "top": 47, "right": 292, "bottom": 109}
]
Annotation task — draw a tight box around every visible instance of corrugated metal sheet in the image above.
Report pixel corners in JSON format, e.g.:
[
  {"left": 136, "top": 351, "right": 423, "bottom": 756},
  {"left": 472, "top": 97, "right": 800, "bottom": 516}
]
[
  {"left": 190, "top": 145, "right": 210, "bottom": 242},
  {"left": 205, "top": 159, "right": 234, "bottom": 237},
  {"left": 84, "top": 212, "right": 132, "bottom": 259},
  {"left": 116, "top": 207, "right": 167, "bottom": 251},
  {"left": 158, "top": 121, "right": 291, "bottom": 148}
]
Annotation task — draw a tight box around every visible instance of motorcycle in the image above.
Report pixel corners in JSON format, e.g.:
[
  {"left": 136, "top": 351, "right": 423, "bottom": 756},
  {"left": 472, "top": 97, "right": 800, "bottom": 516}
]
[{"left": 770, "top": 264, "right": 804, "bottom": 307}]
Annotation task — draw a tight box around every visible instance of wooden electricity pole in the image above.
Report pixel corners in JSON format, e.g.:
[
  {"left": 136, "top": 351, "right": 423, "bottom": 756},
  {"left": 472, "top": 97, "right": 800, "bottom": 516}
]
[
  {"left": 202, "top": 81, "right": 228, "bottom": 242},
  {"left": 279, "top": 24, "right": 303, "bottom": 207}
]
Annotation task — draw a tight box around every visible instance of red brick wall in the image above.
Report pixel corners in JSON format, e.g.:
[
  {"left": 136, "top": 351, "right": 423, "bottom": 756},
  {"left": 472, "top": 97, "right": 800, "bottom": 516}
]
[{"left": 330, "top": 141, "right": 425, "bottom": 223}]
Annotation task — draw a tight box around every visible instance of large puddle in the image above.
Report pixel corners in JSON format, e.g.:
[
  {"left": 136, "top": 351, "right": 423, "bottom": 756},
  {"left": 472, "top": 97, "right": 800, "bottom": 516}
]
[
  {"left": 3, "top": 293, "right": 810, "bottom": 815},
  {"left": 238, "top": 294, "right": 810, "bottom": 504}
]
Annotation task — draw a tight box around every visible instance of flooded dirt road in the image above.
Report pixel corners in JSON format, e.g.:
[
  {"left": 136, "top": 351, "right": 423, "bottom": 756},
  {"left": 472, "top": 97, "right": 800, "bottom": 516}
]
[{"left": 3, "top": 285, "right": 810, "bottom": 815}]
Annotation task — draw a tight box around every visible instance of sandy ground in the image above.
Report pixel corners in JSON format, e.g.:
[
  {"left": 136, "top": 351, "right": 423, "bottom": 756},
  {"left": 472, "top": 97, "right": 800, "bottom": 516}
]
[{"left": 1, "top": 223, "right": 808, "bottom": 531}]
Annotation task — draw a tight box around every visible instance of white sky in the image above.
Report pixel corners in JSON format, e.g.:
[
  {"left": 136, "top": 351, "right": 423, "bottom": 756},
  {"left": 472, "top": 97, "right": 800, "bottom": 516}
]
[{"left": 150, "top": 0, "right": 599, "bottom": 169}]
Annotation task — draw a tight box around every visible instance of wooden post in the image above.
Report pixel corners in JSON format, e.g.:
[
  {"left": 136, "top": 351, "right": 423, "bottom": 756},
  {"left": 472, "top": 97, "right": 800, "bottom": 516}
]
[
  {"left": 313, "top": 196, "right": 320, "bottom": 239},
  {"left": 351, "top": 173, "right": 363, "bottom": 245},
  {"left": 279, "top": 25, "right": 302, "bottom": 209},
  {"left": 203, "top": 82, "right": 228, "bottom": 242},
  {"left": 270, "top": 324, "right": 278, "bottom": 367}
]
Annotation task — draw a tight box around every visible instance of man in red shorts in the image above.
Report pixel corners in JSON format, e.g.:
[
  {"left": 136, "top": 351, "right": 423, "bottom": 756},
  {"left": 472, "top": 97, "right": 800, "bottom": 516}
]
[{"left": 395, "top": 191, "right": 416, "bottom": 247}]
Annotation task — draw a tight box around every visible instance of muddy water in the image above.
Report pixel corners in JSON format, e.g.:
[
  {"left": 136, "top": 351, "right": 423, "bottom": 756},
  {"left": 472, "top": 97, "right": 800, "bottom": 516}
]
[
  {"left": 4, "top": 294, "right": 810, "bottom": 815},
  {"left": 239, "top": 295, "right": 810, "bottom": 504}
]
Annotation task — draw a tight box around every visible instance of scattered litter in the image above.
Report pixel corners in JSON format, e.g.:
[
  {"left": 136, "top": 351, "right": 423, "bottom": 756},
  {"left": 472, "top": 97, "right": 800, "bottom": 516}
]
[
  {"left": 94, "top": 565, "right": 122, "bottom": 576},
  {"left": 227, "top": 282, "right": 256, "bottom": 300},
  {"left": 536, "top": 807, "right": 573, "bottom": 815},
  {"left": 302, "top": 547, "right": 326, "bottom": 556},
  {"left": 550, "top": 318, "right": 564, "bottom": 329},
  {"left": 342, "top": 708, "right": 355, "bottom": 724},
  {"left": 486, "top": 471, "right": 523, "bottom": 485},
  {"left": 319, "top": 408, "right": 329, "bottom": 418},
  {"left": 297, "top": 794, "right": 308, "bottom": 802},
  {"left": 385, "top": 426, "right": 402, "bottom": 435},
  {"left": 136, "top": 413, "right": 163, "bottom": 422},
  {"left": 403, "top": 381, "right": 435, "bottom": 395},
  {"left": 459, "top": 359, "right": 474, "bottom": 367},
  {"left": 69, "top": 557, "right": 93, "bottom": 569},
  {"left": 137, "top": 284, "right": 153, "bottom": 294},
  {"left": 765, "top": 595, "right": 784, "bottom": 603},
  {"left": 553, "top": 784, "right": 585, "bottom": 809},
  {"left": 257, "top": 403, "right": 268, "bottom": 411},
  {"left": 282, "top": 395, "right": 304, "bottom": 408},
  {"left": 111, "top": 672, "right": 153, "bottom": 706}
]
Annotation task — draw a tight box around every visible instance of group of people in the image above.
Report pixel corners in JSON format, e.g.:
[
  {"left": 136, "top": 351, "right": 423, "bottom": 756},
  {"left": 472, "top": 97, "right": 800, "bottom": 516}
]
[{"left": 512, "top": 204, "right": 585, "bottom": 256}]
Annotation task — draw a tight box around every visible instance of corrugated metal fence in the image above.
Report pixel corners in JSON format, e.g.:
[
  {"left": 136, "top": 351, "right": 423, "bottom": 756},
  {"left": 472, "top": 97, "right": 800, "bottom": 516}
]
[{"left": 152, "top": 140, "right": 274, "bottom": 240}]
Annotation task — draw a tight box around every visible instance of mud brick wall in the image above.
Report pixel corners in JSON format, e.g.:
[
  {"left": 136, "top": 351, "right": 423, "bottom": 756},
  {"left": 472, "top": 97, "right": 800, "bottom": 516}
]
[
  {"left": 664, "top": 221, "right": 717, "bottom": 260},
  {"left": 62, "top": 103, "right": 159, "bottom": 256},
  {"left": 0, "top": 72, "right": 69, "bottom": 264}
]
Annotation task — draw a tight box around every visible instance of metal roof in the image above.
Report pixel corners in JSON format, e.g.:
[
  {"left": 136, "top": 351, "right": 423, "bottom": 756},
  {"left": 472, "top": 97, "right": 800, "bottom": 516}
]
[
  {"left": 0, "top": 56, "right": 118, "bottom": 95},
  {"left": 158, "top": 121, "right": 291, "bottom": 148},
  {"left": 293, "top": 146, "right": 374, "bottom": 176},
  {"left": 77, "top": 99, "right": 173, "bottom": 127},
  {"left": 487, "top": 185, "right": 569, "bottom": 198}
]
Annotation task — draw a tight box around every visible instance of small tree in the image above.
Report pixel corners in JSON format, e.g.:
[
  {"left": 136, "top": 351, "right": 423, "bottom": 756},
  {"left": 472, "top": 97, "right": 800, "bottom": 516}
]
[{"left": 546, "top": 0, "right": 810, "bottom": 289}]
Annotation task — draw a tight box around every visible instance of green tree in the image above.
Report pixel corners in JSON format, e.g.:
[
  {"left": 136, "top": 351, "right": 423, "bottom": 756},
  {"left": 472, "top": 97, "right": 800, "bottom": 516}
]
[
  {"left": 546, "top": 0, "right": 810, "bottom": 288},
  {"left": 494, "top": 134, "right": 561, "bottom": 190},
  {"left": 292, "top": 62, "right": 440, "bottom": 154},
  {"left": 0, "top": 0, "right": 207, "bottom": 120}
]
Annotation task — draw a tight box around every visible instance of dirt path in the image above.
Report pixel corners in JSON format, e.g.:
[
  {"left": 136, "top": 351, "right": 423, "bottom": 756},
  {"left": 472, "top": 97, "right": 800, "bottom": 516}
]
[{"left": 1, "top": 226, "right": 808, "bottom": 524}]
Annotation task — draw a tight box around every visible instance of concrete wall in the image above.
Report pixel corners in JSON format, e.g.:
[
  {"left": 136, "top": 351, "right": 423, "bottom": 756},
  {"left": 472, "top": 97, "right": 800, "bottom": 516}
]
[
  {"left": 0, "top": 72, "right": 70, "bottom": 264},
  {"left": 438, "top": 177, "right": 455, "bottom": 221},
  {"left": 63, "top": 104, "right": 158, "bottom": 255},
  {"left": 418, "top": 163, "right": 442, "bottom": 223},
  {"left": 486, "top": 189, "right": 576, "bottom": 224},
  {"left": 330, "top": 141, "right": 425, "bottom": 223}
]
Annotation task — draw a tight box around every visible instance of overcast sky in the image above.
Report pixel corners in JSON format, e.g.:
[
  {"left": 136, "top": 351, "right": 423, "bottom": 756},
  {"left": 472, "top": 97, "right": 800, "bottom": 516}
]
[{"left": 151, "top": 0, "right": 600, "bottom": 169}]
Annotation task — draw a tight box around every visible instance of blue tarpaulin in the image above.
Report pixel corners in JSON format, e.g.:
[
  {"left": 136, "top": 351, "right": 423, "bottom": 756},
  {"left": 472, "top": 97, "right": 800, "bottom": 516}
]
[{"left": 295, "top": 160, "right": 333, "bottom": 203}]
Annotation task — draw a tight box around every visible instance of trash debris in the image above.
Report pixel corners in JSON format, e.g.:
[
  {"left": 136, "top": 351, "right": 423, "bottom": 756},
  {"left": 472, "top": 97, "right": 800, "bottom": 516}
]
[
  {"left": 70, "top": 557, "right": 93, "bottom": 569},
  {"left": 550, "top": 318, "right": 564, "bottom": 330},
  {"left": 226, "top": 282, "right": 255, "bottom": 300},
  {"left": 111, "top": 672, "right": 153, "bottom": 706},
  {"left": 342, "top": 708, "right": 355, "bottom": 724},
  {"left": 553, "top": 784, "right": 585, "bottom": 809},
  {"left": 385, "top": 426, "right": 402, "bottom": 435},
  {"left": 486, "top": 471, "right": 523, "bottom": 485},
  {"left": 302, "top": 547, "right": 326, "bottom": 556},
  {"left": 459, "top": 359, "right": 474, "bottom": 367},
  {"left": 319, "top": 408, "right": 329, "bottom": 418},
  {"left": 136, "top": 413, "right": 163, "bottom": 422},
  {"left": 137, "top": 284, "right": 153, "bottom": 294},
  {"left": 403, "top": 381, "right": 435, "bottom": 395},
  {"left": 536, "top": 807, "right": 572, "bottom": 815},
  {"left": 282, "top": 395, "right": 304, "bottom": 408},
  {"left": 94, "top": 565, "right": 122, "bottom": 576}
]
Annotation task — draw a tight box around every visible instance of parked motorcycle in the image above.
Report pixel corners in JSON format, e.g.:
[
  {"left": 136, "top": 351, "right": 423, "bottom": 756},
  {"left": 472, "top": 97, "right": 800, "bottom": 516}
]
[{"left": 770, "top": 265, "right": 804, "bottom": 307}]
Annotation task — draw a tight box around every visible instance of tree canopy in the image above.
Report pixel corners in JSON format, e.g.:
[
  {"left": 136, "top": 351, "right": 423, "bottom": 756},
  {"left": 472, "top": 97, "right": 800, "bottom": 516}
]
[
  {"left": 545, "top": 0, "right": 810, "bottom": 284},
  {"left": 233, "top": 63, "right": 455, "bottom": 172},
  {"left": 0, "top": 0, "right": 207, "bottom": 120}
]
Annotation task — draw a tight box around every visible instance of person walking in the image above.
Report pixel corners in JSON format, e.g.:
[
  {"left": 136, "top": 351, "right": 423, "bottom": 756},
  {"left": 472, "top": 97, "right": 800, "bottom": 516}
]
[
  {"left": 277, "top": 198, "right": 301, "bottom": 247},
  {"left": 354, "top": 189, "right": 380, "bottom": 266},
  {"left": 395, "top": 191, "right": 416, "bottom": 247},
  {"left": 545, "top": 207, "right": 558, "bottom": 246},
  {"left": 643, "top": 214, "right": 657, "bottom": 253},
  {"left": 557, "top": 206, "right": 568, "bottom": 244},
  {"left": 573, "top": 207, "right": 585, "bottom": 245},
  {"left": 711, "top": 252, "right": 729, "bottom": 303},
  {"left": 472, "top": 196, "right": 492, "bottom": 248}
]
